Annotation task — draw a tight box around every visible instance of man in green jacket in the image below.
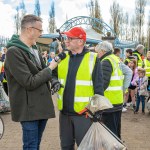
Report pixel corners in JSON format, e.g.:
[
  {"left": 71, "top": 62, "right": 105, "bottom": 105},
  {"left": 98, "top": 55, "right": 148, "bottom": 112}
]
[{"left": 5, "top": 14, "right": 60, "bottom": 150}]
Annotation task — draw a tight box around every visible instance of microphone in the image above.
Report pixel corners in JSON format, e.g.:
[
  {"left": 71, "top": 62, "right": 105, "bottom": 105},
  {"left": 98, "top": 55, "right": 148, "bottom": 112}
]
[{"left": 54, "top": 52, "right": 66, "bottom": 63}]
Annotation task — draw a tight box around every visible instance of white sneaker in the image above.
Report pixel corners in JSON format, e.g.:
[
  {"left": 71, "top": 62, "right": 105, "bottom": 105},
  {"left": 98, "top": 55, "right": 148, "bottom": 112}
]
[{"left": 122, "top": 107, "right": 127, "bottom": 112}]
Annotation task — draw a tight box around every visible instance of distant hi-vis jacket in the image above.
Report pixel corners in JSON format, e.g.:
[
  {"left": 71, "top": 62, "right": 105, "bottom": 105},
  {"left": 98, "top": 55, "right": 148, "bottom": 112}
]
[
  {"left": 144, "top": 59, "right": 150, "bottom": 77},
  {"left": 102, "top": 54, "right": 124, "bottom": 104},
  {"left": 57, "top": 52, "right": 97, "bottom": 113},
  {"left": 133, "top": 52, "right": 143, "bottom": 67}
]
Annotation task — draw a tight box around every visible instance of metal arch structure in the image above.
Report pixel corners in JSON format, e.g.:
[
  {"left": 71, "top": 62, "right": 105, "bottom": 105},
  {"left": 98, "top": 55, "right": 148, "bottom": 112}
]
[
  {"left": 59, "top": 16, "right": 138, "bottom": 49},
  {"left": 59, "top": 16, "right": 117, "bottom": 38}
]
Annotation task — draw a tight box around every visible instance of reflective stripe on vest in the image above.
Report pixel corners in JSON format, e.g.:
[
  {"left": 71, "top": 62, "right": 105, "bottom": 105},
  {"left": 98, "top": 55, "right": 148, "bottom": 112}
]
[
  {"left": 144, "top": 59, "right": 150, "bottom": 77},
  {"left": 102, "top": 54, "right": 124, "bottom": 104},
  {"left": 133, "top": 52, "right": 143, "bottom": 67},
  {"left": 57, "top": 52, "right": 97, "bottom": 112}
]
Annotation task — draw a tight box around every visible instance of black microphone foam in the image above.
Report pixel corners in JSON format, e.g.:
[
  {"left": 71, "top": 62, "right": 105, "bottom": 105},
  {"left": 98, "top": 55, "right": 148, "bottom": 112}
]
[{"left": 54, "top": 52, "right": 66, "bottom": 62}]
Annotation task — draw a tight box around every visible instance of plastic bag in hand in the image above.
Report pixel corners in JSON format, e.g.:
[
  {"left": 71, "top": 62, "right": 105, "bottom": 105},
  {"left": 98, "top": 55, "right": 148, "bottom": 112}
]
[
  {"left": 86, "top": 94, "right": 113, "bottom": 114},
  {"left": 78, "top": 122, "right": 127, "bottom": 150}
]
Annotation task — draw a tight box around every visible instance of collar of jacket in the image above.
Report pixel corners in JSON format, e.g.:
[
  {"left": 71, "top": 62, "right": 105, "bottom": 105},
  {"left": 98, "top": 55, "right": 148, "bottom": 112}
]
[
  {"left": 99, "top": 51, "right": 112, "bottom": 61},
  {"left": 68, "top": 47, "right": 90, "bottom": 57},
  {"left": 6, "top": 34, "right": 38, "bottom": 63},
  {"left": 133, "top": 50, "right": 142, "bottom": 56}
]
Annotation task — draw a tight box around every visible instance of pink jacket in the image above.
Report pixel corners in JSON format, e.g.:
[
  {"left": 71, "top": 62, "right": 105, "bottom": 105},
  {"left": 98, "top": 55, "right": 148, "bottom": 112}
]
[{"left": 131, "top": 68, "right": 138, "bottom": 86}]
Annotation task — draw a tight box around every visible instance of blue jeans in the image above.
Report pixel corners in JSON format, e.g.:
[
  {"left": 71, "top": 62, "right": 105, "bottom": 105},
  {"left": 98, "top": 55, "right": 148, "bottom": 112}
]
[
  {"left": 21, "top": 119, "right": 48, "bottom": 150},
  {"left": 135, "top": 94, "right": 145, "bottom": 112}
]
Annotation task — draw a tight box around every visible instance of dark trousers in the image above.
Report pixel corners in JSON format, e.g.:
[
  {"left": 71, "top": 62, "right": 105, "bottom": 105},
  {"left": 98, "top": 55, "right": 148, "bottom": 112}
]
[
  {"left": 101, "top": 110, "right": 122, "bottom": 139},
  {"left": 59, "top": 112, "right": 92, "bottom": 150},
  {"left": 135, "top": 94, "right": 145, "bottom": 112},
  {"left": 21, "top": 119, "right": 47, "bottom": 150}
]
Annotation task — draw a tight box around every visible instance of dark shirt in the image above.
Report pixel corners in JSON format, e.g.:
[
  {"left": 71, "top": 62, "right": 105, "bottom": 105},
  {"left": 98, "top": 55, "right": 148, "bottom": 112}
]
[{"left": 53, "top": 47, "right": 104, "bottom": 115}]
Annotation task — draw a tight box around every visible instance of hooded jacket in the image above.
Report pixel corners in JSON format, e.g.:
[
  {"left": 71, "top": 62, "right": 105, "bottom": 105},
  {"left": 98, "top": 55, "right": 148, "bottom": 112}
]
[{"left": 5, "top": 34, "right": 55, "bottom": 122}]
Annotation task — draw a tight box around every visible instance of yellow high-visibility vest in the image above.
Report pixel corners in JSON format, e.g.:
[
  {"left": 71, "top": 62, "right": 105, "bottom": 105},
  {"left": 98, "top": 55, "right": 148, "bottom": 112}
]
[
  {"left": 144, "top": 59, "right": 150, "bottom": 77},
  {"left": 102, "top": 54, "right": 124, "bottom": 104},
  {"left": 133, "top": 52, "right": 143, "bottom": 67},
  {"left": 57, "top": 52, "right": 97, "bottom": 112}
]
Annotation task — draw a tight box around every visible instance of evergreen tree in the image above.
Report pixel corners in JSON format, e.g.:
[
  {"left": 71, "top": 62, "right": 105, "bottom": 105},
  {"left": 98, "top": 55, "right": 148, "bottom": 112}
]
[
  {"left": 48, "top": 1, "right": 56, "bottom": 33},
  {"left": 34, "top": 0, "right": 41, "bottom": 17}
]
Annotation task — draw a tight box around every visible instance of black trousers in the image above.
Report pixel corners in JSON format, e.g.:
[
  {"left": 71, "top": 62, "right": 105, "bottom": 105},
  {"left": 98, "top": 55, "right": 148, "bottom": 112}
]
[
  {"left": 59, "top": 112, "right": 92, "bottom": 150},
  {"left": 101, "top": 110, "right": 122, "bottom": 139}
]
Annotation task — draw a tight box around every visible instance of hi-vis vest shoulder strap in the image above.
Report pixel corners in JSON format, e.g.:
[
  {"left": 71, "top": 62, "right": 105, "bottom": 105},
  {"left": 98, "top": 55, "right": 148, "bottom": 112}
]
[
  {"left": 144, "top": 59, "right": 150, "bottom": 77},
  {"left": 102, "top": 54, "right": 124, "bottom": 104},
  {"left": 57, "top": 52, "right": 97, "bottom": 113},
  {"left": 133, "top": 52, "right": 143, "bottom": 67}
]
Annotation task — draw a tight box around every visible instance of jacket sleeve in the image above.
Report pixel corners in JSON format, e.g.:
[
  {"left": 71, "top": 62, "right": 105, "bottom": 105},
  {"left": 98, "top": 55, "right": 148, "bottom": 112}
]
[
  {"left": 5, "top": 48, "right": 52, "bottom": 91},
  {"left": 101, "top": 59, "right": 112, "bottom": 91},
  {"left": 119, "top": 62, "right": 132, "bottom": 91},
  {"left": 92, "top": 58, "right": 104, "bottom": 96}
]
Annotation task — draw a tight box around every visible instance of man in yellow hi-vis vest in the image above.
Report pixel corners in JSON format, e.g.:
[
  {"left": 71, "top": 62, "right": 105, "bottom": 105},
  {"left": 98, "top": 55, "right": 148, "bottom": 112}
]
[
  {"left": 133, "top": 44, "right": 145, "bottom": 68},
  {"left": 95, "top": 41, "right": 132, "bottom": 138},
  {"left": 143, "top": 51, "right": 150, "bottom": 92},
  {"left": 53, "top": 27, "right": 104, "bottom": 149}
]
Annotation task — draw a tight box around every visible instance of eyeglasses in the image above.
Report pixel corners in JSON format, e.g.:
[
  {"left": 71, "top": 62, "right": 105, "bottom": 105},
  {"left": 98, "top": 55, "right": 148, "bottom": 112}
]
[
  {"left": 30, "top": 27, "right": 43, "bottom": 33},
  {"left": 64, "top": 36, "right": 80, "bottom": 42}
]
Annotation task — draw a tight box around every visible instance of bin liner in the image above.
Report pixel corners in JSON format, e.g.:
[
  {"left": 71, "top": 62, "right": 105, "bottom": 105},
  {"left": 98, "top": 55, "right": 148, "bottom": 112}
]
[
  {"left": 0, "top": 82, "right": 10, "bottom": 113},
  {"left": 78, "top": 94, "right": 127, "bottom": 150}
]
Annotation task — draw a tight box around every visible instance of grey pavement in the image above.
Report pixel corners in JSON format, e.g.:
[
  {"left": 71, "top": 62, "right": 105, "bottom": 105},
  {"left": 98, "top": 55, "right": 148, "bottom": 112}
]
[{"left": 0, "top": 96, "right": 150, "bottom": 150}]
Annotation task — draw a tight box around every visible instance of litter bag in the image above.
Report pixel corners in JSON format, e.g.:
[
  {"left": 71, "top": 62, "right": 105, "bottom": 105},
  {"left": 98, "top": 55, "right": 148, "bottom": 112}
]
[
  {"left": 86, "top": 94, "right": 113, "bottom": 113},
  {"left": 147, "top": 98, "right": 150, "bottom": 112},
  {"left": 0, "top": 83, "right": 10, "bottom": 113},
  {"left": 78, "top": 122, "right": 127, "bottom": 150}
]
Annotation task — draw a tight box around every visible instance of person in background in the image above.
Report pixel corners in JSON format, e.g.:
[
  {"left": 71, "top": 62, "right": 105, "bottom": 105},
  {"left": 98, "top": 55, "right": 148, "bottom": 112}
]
[
  {"left": 95, "top": 41, "right": 132, "bottom": 138},
  {"left": 49, "top": 38, "right": 58, "bottom": 54},
  {"left": 4, "top": 14, "right": 60, "bottom": 150},
  {"left": 1, "top": 47, "right": 7, "bottom": 62},
  {"left": 143, "top": 51, "right": 150, "bottom": 93},
  {"left": 41, "top": 50, "right": 48, "bottom": 65},
  {"left": 133, "top": 44, "right": 145, "bottom": 68},
  {"left": 124, "top": 49, "right": 135, "bottom": 65},
  {"left": 53, "top": 27, "right": 104, "bottom": 149},
  {"left": 48, "top": 52, "right": 55, "bottom": 65},
  {"left": 134, "top": 68, "right": 148, "bottom": 114},
  {"left": 113, "top": 47, "right": 121, "bottom": 58},
  {"left": 123, "top": 59, "right": 138, "bottom": 111}
]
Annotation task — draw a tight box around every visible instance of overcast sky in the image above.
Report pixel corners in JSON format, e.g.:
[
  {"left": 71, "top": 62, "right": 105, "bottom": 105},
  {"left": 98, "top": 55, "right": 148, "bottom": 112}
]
[{"left": 0, "top": 0, "right": 150, "bottom": 37}]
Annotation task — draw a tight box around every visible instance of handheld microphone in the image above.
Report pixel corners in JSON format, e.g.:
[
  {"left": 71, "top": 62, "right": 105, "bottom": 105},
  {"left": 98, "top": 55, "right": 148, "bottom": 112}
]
[{"left": 54, "top": 52, "right": 66, "bottom": 63}]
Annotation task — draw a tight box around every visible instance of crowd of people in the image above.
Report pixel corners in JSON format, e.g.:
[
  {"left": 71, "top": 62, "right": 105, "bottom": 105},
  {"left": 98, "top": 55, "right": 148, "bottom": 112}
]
[{"left": 1, "top": 14, "right": 150, "bottom": 150}]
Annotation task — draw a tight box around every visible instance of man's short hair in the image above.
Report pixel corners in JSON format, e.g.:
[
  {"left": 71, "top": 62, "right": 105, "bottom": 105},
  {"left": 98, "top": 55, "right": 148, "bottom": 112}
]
[
  {"left": 126, "top": 49, "right": 132, "bottom": 56},
  {"left": 113, "top": 47, "right": 120, "bottom": 54},
  {"left": 136, "top": 44, "right": 144, "bottom": 51},
  {"left": 21, "top": 14, "right": 42, "bottom": 30}
]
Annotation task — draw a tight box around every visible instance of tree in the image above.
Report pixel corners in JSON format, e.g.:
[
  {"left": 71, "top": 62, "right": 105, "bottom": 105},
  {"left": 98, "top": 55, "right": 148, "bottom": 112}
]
[
  {"left": 86, "top": 0, "right": 103, "bottom": 33},
  {"left": 109, "top": 1, "right": 123, "bottom": 37},
  {"left": 14, "top": 0, "right": 26, "bottom": 35},
  {"left": 34, "top": 0, "right": 41, "bottom": 17},
  {"left": 14, "top": 6, "right": 20, "bottom": 35},
  {"left": 130, "top": 15, "right": 137, "bottom": 41},
  {"left": 135, "top": 0, "right": 147, "bottom": 43},
  {"left": 48, "top": 1, "right": 56, "bottom": 33}
]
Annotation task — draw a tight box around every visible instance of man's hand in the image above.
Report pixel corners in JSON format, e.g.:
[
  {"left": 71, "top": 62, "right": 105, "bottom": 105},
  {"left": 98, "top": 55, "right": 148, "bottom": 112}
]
[
  {"left": 49, "top": 59, "right": 58, "bottom": 70},
  {"left": 51, "top": 79, "right": 64, "bottom": 95}
]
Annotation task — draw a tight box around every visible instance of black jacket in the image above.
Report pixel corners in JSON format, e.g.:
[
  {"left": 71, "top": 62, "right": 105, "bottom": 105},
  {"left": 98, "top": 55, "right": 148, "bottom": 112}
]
[
  {"left": 53, "top": 47, "right": 104, "bottom": 115},
  {"left": 99, "top": 51, "right": 113, "bottom": 91}
]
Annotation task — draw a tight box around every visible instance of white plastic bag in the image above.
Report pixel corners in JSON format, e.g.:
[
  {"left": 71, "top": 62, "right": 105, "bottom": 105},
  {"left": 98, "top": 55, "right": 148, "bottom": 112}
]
[
  {"left": 78, "top": 122, "right": 127, "bottom": 150},
  {"left": 0, "top": 83, "right": 10, "bottom": 113},
  {"left": 147, "top": 98, "right": 150, "bottom": 112}
]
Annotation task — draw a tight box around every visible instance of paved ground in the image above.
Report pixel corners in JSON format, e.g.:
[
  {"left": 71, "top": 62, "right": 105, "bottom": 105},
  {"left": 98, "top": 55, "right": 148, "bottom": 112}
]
[{"left": 0, "top": 96, "right": 150, "bottom": 150}]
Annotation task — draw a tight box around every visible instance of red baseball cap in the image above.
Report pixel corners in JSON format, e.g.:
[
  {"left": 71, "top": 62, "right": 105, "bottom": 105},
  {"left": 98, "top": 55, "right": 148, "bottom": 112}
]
[{"left": 62, "top": 27, "right": 86, "bottom": 41}]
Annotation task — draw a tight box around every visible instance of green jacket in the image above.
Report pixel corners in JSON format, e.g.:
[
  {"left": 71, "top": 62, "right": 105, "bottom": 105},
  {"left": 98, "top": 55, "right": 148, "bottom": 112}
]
[{"left": 5, "top": 34, "right": 55, "bottom": 122}]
